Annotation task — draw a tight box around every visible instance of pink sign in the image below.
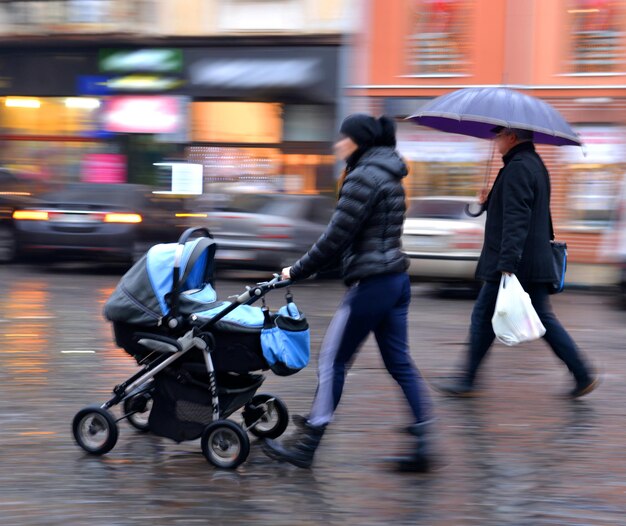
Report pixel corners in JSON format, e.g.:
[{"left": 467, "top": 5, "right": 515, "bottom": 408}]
[
  {"left": 103, "top": 96, "right": 183, "bottom": 134},
  {"left": 81, "top": 154, "right": 127, "bottom": 183}
]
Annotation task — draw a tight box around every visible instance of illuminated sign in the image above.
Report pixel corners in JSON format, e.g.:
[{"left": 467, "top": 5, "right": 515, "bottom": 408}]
[
  {"left": 78, "top": 74, "right": 182, "bottom": 94},
  {"left": 103, "top": 96, "right": 185, "bottom": 134},
  {"left": 189, "top": 58, "right": 322, "bottom": 89},
  {"left": 81, "top": 154, "right": 127, "bottom": 183},
  {"left": 183, "top": 47, "right": 339, "bottom": 102},
  {"left": 100, "top": 49, "right": 183, "bottom": 73}
]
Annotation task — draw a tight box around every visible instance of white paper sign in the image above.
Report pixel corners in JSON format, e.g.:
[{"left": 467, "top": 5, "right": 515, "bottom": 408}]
[{"left": 154, "top": 163, "right": 203, "bottom": 195}]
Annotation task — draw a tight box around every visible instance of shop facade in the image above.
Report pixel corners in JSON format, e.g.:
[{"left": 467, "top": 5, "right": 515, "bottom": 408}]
[
  {"left": 0, "top": 37, "right": 342, "bottom": 194},
  {"left": 183, "top": 43, "right": 340, "bottom": 195}
]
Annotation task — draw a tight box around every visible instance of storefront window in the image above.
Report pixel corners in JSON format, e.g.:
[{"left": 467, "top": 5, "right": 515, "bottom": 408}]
[
  {"left": 396, "top": 122, "right": 489, "bottom": 197},
  {"left": 406, "top": 0, "right": 474, "bottom": 75},
  {"left": 1, "top": 139, "right": 118, "bottom": 184},
  {"left": 0, "top": 0, "right": 156, "bottom": 32},
  {"left": 191, "top": 102, "right": 282, "bottom": 144},
  {"left": 188, "top": 102, "right": 335, "bottom": 194},
  {"left": 0, "top": 96, "right": 118, "bottom": 185},
  {"left": 282, "top": 105, "right": 335, "bottom": 142},
  {"left": 561, "top": 126, "right": 626, "bottom": 228},
  {"left": 185, "top": 146, "right": 335, "bottom": 196},
  {"left": 186, "top": 145, "right": 281, "bottom": 187},
  {"left": 0, "top": 97, "right": 101, "bottom": 136},
  {"left": 567, "top": 0, "right": 626, "bottom": 74}
]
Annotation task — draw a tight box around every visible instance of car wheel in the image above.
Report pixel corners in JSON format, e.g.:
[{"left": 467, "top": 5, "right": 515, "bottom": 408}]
[{"left": 0, "top": 225, "right": 18, "bottom": 263}]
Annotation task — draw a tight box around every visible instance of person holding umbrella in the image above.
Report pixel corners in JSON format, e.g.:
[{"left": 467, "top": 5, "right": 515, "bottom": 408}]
[
  {"left": 410, "top": 88, "right": 599, "bottom": 398},
  {"left": 262, "top": 113, "right": 435, "bottom": 471},
  {"left": 435, "top": 125, "right": 598, "bottom": 398}
]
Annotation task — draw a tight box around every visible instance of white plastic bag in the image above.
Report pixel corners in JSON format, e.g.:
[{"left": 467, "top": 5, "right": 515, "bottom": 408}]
[{"left": 491, "top": 274, "right": 546, "bottom": 346}]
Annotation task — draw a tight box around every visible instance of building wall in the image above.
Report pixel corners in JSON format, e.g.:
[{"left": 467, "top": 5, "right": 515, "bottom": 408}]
[
  {"left": 354, "top": 0, "right": 626, "bottom": 268},
  {"left": 0, "top": 0, "right": 356, "bottom": 37}
]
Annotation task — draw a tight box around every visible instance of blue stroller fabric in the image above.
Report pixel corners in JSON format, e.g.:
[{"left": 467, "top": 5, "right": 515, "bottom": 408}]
[
  {"left": 195, "top": 303, "right": 266, "bottom": 331},
  {"left": 104, "top": 238, "right": 219, "bottom": 326},
  {"left": 261, "top": 302, "right": 310, "bottom": 376}
]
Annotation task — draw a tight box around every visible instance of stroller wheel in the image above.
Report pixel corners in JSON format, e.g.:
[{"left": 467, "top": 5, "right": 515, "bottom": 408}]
[
  {"left": 124, "top": 392, "right": 153, "bottom": 433},
  {"left": 72, "top": 406, "right": 119, "bottom": 455},
  {"left": 201, "top": 420, "right": 250, "bottom": 469},
  {"left": 243, "top": 394, "right": 289, "bottom": 439}
]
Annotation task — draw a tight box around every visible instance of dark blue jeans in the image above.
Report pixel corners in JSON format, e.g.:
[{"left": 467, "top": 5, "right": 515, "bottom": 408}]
[
  {"left": 308, "top": 272, "right": 432, "bottom": 427},
  {"left": 464, "top": 280, "right": 592, "bottom": 385}
]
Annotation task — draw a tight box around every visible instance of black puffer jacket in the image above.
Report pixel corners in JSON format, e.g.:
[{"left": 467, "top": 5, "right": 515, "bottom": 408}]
[{"left": 290, "top": 146, "right": 409, "bottom": 285}]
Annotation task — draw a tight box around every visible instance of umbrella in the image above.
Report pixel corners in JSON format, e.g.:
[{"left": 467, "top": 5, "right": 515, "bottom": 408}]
[{"left": 408, "top": 87, "right": 582, "bottom": 146}]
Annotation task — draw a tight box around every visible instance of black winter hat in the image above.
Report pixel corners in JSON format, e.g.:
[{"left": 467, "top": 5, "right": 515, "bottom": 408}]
[
  {"left": 340, "top": 113, "right": 381, "bottom": 149},
  {"left": 377, "top": 115, "right": 397, "bottom": 147}
]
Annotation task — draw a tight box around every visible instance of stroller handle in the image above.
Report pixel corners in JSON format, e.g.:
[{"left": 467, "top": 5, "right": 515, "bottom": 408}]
[
  {"left": 235, "top": 275, "right": 292, "bottom": 305},
  {"left": 195, "top": 275, "right": 293, "bottom": 331},
  {"left": 260, "top": 274, "right": 292, "bottom": 290}
]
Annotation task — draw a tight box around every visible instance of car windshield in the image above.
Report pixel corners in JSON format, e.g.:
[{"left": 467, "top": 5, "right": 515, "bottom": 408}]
[{"left": 407, "top": 199, "right": 469, "bottom": 220}]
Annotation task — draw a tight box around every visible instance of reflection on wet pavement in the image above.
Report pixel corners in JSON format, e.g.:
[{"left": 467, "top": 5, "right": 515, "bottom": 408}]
[{"left": 1, "top": 265, "right": 625, "bottom": 525}]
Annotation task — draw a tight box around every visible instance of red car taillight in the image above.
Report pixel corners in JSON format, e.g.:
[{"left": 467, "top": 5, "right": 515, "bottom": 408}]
[
  {"left": 450, "top": 227, "right": 484, "bottom": 250},
  {"left": 259, "top": 224, "right": 291, "bottom": 239}
]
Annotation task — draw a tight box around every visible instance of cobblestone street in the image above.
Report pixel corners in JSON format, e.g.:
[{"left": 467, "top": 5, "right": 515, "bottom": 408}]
[{"left": 1, "top": 264, "right": 625, "bottom": 525}]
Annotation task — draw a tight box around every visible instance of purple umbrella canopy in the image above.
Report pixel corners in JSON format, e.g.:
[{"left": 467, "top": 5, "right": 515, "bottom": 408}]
[{"left": 408, "top": 87, "right": 582, "bottom": 146}]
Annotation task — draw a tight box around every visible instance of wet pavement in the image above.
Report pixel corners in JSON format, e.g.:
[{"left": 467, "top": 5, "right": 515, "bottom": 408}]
[{"left": 1, "top": 263, "right": 625, "bottom": 526}]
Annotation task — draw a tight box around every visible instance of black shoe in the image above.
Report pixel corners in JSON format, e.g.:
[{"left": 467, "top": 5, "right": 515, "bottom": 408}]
[
  {"left": 393, "top": 420, "right": 435, "bottom": 473},
  {"left": 432, "top": 377, "right": 476, "bottom": 398},
  {"left": 568, "top": 376, "right": 600, "bottom": 399},
  {"left": 263, "top": 422, "right": 326, "bottom": 469}
]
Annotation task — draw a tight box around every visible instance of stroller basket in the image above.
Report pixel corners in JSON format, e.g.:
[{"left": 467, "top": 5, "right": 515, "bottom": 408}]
[{"left": 149, "top": 367, "right": 264, "bottom": 442}]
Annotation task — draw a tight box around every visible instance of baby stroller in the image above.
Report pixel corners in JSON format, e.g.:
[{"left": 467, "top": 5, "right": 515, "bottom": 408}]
[{"left": 71, "top": 228, "right": 309, "bottom": 469}]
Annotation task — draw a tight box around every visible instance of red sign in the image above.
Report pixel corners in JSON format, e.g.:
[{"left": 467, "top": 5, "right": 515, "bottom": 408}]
[
  {"left": 81, "top": 154, "right": 127, "bottom": 183},
  {"left": 103, "top": 96, "right": 183, "bottom": 134}
]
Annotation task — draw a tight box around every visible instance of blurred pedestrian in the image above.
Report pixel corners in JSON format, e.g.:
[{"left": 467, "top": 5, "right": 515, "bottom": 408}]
[
  {"left": 263, "top": 114, "right": 434, "bottom": 472},
  {"left": 436, "top": 127, "right": 599, "bottom": 398}
]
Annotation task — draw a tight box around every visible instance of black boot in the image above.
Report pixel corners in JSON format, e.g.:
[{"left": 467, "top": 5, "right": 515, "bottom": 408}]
[
  {"left": 263, "top": 422, "right": 326, "bottom": 469},
  {"left": 395, "top": 420, "right": 434, "bottom": 473},
  {"left": 291, "top": 414, "right": 309, "bottom": 429}
]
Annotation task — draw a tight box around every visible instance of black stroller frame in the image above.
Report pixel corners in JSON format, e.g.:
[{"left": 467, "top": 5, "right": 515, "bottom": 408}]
[{"left": 72, "top": 228, "right": 294, "bottom": 469}]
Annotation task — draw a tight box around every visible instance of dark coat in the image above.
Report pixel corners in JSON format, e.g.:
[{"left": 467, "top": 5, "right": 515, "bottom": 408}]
[
  {"left": 475, "top": 141, "right": 555, "bottom": 283},
  {"left": 290, "top": 146, "right": 409, "bottom": 285}
]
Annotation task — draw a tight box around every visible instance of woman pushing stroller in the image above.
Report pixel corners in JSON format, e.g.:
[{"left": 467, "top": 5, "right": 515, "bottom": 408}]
[{"left": 263, "top": 114, "right": 435, "bottom": 472}]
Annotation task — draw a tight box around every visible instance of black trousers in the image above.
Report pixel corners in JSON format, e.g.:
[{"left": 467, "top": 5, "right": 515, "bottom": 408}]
[{"left": 464, "top": 281, "right": 592, "bottom": 385}]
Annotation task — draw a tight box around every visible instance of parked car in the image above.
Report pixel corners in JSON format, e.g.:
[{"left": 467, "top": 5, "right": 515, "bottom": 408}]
[
  {"left": 0, "top": 168, "right": 43, "bottom": 263},
  {"left": 11, "top": 183, "right": 186, "bottom": 264},
  {"left": 192, "top": 193, "right": 335, "bottom": 270},
  {"left": 402, "top": 196, "right": 485, "bottom": 285}
]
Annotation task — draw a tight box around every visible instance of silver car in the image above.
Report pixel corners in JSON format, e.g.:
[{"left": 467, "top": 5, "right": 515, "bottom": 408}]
[
  {"left": 197, "top": 193, "right": 335, "bottom": 270},
  {"left": 402, "top": 196, "right": 485, "bottom": 283}
]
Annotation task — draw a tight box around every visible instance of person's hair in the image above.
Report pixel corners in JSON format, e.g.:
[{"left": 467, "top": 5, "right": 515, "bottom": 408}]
[
  {"left": 508, "top": 128, "right": 534, "bottom": 142},
  {"left": 376, "top": 115, "right": 397, "bottom": 147}
]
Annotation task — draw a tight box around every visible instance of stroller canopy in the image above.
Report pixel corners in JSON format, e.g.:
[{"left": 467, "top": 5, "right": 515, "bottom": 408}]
[{"left": 104, "top": 238, "right": 218, "bottom": 326}]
